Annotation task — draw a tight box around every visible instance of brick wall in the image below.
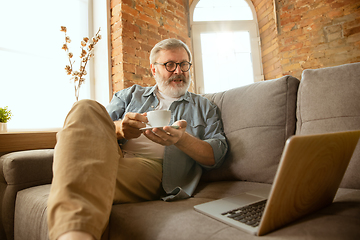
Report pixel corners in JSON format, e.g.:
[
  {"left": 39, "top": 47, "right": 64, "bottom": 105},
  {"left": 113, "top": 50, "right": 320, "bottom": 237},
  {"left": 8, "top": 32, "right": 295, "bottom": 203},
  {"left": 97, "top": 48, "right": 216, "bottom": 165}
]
[
  {"left": 254, "top": 0, "right": 283, "bottom": 79},
  {"left": 110, "top": 0, "right": 360, "bottom": 94},
  {"left": 110, "top": 0, "right": 191, "bottom": 93},
  {"left": 279, "top": 0, "right": 360, "bottom": 79},
  {"left": 255, "top": 0, "right": 360, "bottom": 80}
]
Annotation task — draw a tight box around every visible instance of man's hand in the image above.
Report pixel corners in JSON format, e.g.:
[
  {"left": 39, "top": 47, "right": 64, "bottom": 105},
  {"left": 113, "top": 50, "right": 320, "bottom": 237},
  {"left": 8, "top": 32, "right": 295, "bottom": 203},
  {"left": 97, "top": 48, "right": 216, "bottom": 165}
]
[
  {"left": 114, "top": 112, "right": 147, "bottom": 140},
  {"left": 143, "top": 120, "right": 187, "bottom": 146},
  {"left": 143, "top": 120, "right": 215, "bottom": 166}
]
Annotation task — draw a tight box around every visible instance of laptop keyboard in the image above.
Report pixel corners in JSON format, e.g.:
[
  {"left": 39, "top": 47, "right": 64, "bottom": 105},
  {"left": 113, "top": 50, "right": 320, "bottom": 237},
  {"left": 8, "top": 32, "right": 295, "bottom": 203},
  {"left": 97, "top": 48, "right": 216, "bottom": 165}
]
[{"left": 221, "top": 200, "right": 267, "bottom": 227}]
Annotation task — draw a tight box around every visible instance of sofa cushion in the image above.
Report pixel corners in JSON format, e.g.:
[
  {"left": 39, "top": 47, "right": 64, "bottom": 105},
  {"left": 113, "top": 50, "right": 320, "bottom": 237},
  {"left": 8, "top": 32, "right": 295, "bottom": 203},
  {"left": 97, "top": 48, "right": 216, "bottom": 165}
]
[
  {"left": 108, "top": 185, "right": 360, "bottom": 240},
  {"left": 14, "top": 184, "right": 110, "bottom": 240},
  {"left": 193, "top": 181, "right": 271, "bottom": 199},
  {"left": 13, "top": 182, "right": 360, "bottom": 240},
  {"left": 296, "top": 62, "right": 360, "bottom": 189},
  {"left": 202, "top": 76, "right": 300, "bottom": 184},
  {"left": 14, "top": 185, "right": 50, "bottom": 240}
]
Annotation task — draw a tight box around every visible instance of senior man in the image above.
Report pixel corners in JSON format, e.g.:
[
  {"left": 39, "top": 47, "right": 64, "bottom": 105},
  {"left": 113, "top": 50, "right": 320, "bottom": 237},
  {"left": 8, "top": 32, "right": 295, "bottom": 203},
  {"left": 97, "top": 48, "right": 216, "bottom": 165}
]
[{"left": 47, "top": 38, "right": 228, "bottom": 240}]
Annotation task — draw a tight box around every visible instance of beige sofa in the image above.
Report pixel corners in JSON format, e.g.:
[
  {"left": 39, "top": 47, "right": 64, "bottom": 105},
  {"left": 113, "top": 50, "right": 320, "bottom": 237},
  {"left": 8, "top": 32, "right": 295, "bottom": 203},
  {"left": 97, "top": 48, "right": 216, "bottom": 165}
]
[{"left": 1, "top": 62, "right": 360, "bottom": 240}]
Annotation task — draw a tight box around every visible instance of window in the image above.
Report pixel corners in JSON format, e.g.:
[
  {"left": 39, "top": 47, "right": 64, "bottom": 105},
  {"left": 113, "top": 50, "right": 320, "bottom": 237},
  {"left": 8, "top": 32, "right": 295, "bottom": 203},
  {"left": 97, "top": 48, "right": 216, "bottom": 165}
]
[
  {"left": 191, "top": 0, "right": 263, "bottom": 94},
  {"left": 0, "top": 0, "right": 111, "bottom": 131},
  {"left": 193, "top": 0, "right": 253, "bottom": 21}
]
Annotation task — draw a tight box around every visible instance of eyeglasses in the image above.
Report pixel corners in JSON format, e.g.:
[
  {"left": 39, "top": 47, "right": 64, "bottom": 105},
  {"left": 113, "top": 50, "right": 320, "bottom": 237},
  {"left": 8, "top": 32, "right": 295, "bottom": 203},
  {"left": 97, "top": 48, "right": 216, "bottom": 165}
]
[{"left": 154, "top": 61, "right": 192, "bottom": 72}]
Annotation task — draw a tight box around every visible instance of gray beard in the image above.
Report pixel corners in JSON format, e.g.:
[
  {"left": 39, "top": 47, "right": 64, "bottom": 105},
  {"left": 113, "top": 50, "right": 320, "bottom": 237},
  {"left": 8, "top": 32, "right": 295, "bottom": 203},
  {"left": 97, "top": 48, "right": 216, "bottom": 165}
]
[{"left": 155, "top": 73, "right": 191, "bottom": 98}]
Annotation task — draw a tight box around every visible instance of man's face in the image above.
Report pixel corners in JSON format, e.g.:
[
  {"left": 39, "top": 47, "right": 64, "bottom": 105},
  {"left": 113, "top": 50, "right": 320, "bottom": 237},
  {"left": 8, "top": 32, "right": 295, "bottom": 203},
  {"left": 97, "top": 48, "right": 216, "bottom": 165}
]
[{"left": 151, "top": 48, "right": 191, "bottom": 98}]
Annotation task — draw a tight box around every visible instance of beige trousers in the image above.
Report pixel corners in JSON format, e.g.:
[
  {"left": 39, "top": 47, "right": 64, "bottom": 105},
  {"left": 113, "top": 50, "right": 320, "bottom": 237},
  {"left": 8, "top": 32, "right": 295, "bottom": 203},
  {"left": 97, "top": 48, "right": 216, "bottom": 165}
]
[{"left": 47, "top": 100, "right": 164, "bottom": 240}]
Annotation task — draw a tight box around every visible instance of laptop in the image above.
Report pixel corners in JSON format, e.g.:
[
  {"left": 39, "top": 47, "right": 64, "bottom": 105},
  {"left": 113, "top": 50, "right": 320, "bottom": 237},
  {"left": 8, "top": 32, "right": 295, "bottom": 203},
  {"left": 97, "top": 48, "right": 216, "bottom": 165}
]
[{"left": 194, "top": 130, "right": 360, "bottom": 236}]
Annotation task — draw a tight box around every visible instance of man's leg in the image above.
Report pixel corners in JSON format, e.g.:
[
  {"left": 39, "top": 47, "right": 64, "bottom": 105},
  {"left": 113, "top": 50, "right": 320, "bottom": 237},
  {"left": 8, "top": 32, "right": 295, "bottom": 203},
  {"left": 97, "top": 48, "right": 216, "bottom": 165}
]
[
  {"left": 57, "top": 231, "right": 94, "bottom": 240},
  {"left": 47, "top": 100, "right": 121, "bottom": 240},
  {"left": 113, "top": 157, "right": 164, "bottom": 203}
]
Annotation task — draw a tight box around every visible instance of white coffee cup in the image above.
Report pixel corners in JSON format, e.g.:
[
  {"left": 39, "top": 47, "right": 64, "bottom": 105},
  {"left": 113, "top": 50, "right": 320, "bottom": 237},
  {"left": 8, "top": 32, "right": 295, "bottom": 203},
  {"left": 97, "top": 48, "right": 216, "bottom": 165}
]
[{"left": 146, "top": 110, "right": 171, "bottom": 127}]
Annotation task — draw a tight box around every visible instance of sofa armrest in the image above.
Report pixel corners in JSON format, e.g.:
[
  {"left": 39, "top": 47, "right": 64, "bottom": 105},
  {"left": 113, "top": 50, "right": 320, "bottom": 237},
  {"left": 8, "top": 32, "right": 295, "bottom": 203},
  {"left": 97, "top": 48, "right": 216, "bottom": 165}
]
[
  {"left": 0, "top": 149, "right": 53, "bottom": 240},
  {"left": 0, "top": 149, "right": 54, "bottom": 186}
]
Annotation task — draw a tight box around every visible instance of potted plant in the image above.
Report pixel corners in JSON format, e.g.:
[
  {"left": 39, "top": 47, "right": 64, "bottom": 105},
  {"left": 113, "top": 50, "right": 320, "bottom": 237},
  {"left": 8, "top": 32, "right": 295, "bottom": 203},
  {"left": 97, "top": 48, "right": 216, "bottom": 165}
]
[{"left": 0, "top": 106, "right": 13, "bottom": 133}]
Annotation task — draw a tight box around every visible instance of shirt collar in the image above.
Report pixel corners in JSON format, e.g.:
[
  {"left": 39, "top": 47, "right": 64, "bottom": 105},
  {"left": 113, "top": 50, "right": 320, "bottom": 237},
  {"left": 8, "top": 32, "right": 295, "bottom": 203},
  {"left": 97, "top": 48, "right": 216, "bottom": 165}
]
[{"left": 143, "top": 85, "right": 157, "bottom": 97}]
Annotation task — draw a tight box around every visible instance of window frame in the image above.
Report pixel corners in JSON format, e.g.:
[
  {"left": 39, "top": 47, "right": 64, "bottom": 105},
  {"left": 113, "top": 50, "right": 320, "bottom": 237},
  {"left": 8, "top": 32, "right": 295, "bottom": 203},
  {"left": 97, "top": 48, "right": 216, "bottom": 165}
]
[
  {"left": 190, "top": 0, "right": 263, "bottom": 94},
  {"left": 90, "top": 0, "right": 112, "bottom": 106}
]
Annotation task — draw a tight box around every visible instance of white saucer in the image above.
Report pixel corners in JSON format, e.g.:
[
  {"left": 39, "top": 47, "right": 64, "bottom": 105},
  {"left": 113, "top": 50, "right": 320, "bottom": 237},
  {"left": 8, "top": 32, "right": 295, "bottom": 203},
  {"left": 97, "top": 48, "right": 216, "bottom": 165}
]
[{"left": 140, "top": 125, "right": 179, "bottom": 131}]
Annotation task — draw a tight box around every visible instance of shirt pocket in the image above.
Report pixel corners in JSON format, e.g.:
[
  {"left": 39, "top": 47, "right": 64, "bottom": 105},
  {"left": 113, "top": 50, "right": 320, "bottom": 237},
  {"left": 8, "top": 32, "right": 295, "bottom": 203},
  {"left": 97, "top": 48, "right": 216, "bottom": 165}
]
[{"left": 183, "top": 115, "right": 206, "bottom": 139}]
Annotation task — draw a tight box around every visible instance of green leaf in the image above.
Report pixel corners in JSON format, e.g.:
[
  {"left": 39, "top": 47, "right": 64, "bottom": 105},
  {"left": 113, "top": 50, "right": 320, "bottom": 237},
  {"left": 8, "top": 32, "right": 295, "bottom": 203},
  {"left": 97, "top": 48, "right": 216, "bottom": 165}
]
[{"left": 0, "top": 106, "right": 13, "bottom": 123}]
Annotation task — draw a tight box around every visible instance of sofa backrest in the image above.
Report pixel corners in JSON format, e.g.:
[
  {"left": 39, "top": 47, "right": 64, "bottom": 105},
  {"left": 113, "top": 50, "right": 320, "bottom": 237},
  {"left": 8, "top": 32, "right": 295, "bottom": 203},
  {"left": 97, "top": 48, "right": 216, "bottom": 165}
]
[
  {"left": 296, "top": 62, "right": 360, "bottom": 189},
  {"left": 202, "top": 76, "right": 300, "bottom": 184}
]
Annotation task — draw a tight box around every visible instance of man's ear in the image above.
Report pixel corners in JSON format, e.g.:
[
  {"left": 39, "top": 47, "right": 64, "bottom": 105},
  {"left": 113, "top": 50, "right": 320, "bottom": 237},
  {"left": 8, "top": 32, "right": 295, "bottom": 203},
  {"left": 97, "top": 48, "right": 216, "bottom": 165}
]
[{"left": 150, "top": 64, "right": 156, "bottom": 77}]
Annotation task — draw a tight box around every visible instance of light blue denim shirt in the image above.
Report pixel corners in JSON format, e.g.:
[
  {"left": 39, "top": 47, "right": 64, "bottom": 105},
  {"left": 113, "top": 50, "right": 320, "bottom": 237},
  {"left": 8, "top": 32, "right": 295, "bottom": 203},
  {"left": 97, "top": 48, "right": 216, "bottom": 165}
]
[{"left": 106, "top": 84, "right": 228, "bottom": 201}]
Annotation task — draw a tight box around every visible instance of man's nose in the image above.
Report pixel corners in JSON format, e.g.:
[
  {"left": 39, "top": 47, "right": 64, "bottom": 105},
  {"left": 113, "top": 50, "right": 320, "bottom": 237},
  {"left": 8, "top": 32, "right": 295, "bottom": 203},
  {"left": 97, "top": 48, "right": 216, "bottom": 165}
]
[{"left": 173, "top": 64, "right": 183, "bottom": 74}]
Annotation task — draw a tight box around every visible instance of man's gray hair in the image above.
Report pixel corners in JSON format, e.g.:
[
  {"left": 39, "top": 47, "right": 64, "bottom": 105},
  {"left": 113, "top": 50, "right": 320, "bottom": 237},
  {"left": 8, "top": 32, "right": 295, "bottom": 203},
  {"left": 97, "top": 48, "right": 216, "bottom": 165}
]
[{"left": 150, "top": 38, "right": 192, "bottom": 64}]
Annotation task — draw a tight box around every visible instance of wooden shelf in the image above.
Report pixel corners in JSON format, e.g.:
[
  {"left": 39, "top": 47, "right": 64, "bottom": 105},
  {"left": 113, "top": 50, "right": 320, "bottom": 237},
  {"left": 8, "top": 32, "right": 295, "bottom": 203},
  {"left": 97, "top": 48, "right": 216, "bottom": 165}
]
[{"left": 0, "top": 131, "right": 57, "bottom": 154}]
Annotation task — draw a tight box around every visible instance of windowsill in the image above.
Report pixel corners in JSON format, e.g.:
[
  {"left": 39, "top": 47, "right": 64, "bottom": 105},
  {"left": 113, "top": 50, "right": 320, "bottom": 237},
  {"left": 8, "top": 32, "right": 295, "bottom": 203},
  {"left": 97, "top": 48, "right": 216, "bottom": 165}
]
[
  {"left": 5, "top": 128, "right": 62, "bottom": 133},
  {"left": 0, "top": 130, "right": 58, "bottom": 154}
]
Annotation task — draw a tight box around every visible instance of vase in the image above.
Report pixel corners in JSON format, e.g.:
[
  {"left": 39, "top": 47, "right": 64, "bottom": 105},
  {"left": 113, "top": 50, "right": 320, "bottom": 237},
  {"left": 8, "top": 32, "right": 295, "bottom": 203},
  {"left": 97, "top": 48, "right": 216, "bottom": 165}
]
[{"left": 0, "top": 123, "right": 7, "bottom": 133}]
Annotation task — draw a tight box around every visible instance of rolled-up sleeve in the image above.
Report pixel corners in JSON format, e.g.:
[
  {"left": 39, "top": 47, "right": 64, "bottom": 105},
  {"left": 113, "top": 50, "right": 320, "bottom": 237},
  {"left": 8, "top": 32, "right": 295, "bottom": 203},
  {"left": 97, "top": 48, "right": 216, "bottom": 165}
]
[
  {"left": 106, "top": 91, "right": 128, "bottom": 121},
  {"left": 201, "top": 102, "right": 228, "bottom": 170},
  {"left": 204, "top": 138, "right": 227, "bottom": 169}
]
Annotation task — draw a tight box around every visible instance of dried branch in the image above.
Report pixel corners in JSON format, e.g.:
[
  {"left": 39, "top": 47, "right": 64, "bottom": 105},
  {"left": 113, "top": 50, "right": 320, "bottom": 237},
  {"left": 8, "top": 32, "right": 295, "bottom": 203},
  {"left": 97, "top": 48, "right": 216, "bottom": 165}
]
[{"left": 61, "top": 26, "right": 101, "bottom": 101}]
